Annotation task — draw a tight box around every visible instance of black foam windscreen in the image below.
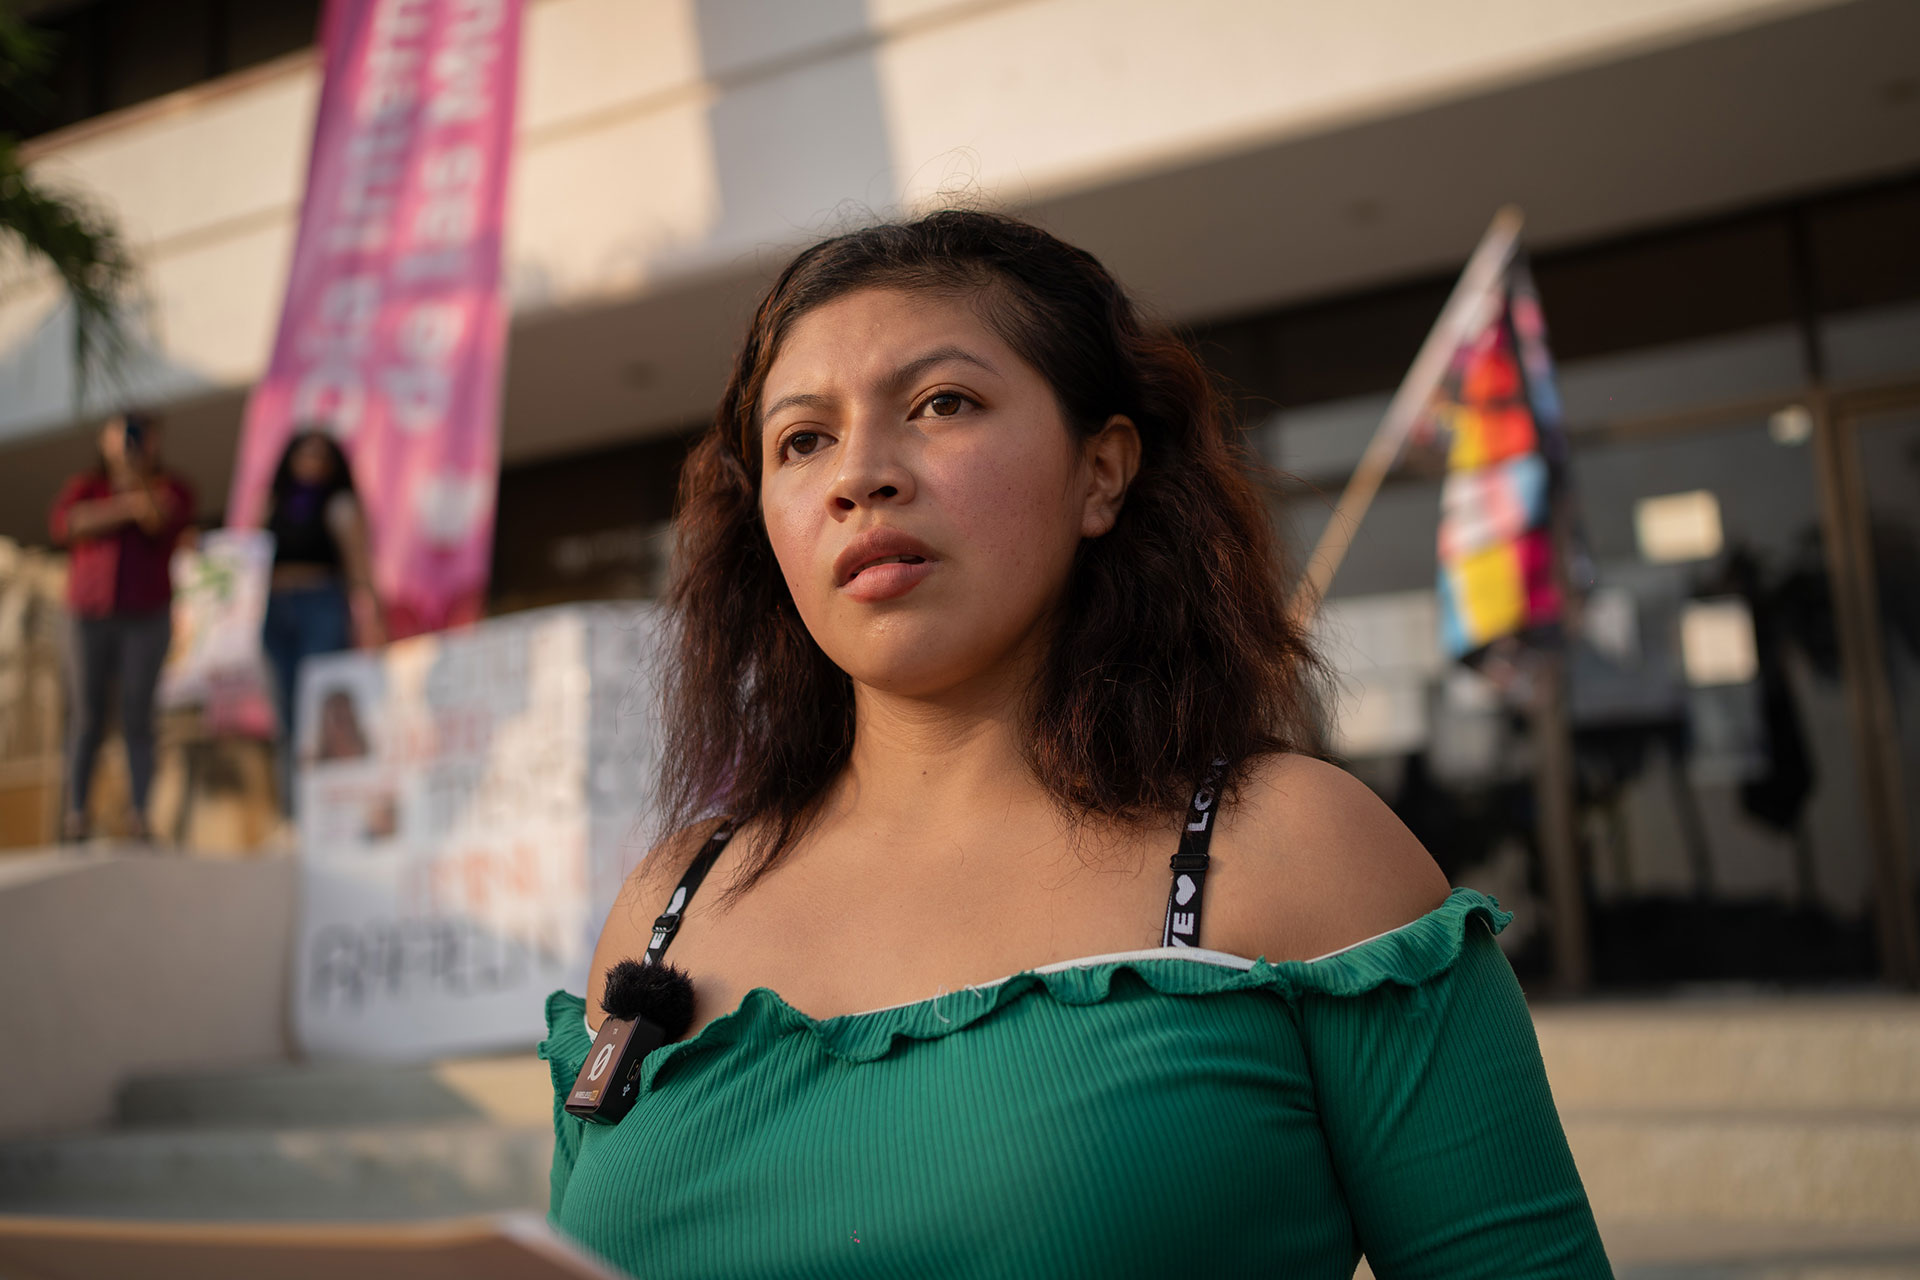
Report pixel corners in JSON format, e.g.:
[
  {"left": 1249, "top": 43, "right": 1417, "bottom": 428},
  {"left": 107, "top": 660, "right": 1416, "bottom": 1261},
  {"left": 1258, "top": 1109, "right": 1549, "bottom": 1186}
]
[{"left": 603, "top": 958, "right": 696, "bottom": 1040}]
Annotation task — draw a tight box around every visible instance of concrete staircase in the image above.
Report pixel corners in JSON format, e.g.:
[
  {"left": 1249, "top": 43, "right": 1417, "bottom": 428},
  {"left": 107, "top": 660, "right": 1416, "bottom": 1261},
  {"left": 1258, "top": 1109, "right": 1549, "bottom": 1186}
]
[
  {"left": 0, "top": 1055, "right": 554, "bottom": 1222},
  {"left": 1535, "top": 993, "right": 1920, "bottom": 1279},
  {"left": 2, "top": 993, "right": 1917, "bottom": 1279}
]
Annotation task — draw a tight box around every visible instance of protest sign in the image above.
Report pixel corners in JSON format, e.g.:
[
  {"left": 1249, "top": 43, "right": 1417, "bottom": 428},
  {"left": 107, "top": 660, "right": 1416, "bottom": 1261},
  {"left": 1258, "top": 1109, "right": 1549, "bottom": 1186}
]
[
  {"left": 159, "top": 529, "right": 279, "bottom": 738},
  {"left": 294, "top": 604, "right": 663, "bottom": 1059}
]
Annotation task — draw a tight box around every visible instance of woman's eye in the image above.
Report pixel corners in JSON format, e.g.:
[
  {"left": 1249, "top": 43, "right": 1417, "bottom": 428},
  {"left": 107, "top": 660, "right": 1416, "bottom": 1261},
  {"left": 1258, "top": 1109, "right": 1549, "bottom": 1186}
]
[
  {"left": 921, "top": 393, "right": 970, "bottom": 418},
  {"left": 783, "top": 431, "right": 822, "bottom": 458}
]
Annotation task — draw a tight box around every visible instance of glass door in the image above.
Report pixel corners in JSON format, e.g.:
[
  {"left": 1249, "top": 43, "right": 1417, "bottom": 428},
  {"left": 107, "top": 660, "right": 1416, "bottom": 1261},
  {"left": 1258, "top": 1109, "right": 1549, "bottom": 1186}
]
[{"left": 1563, "top": 414, "right": 1878, "bottom": 984}]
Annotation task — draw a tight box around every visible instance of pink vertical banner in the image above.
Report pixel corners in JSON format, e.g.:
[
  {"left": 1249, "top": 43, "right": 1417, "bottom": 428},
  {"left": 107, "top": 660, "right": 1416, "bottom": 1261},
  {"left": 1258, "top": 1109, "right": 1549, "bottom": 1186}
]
[{"left": 230, "top": 0, "right": 524, "bottom": 637}]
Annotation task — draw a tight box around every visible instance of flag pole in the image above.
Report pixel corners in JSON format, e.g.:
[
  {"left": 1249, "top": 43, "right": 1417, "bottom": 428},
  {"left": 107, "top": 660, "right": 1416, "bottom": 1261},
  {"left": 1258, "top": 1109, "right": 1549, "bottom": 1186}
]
[
  {"left": 1287, "top": 206, "right": 1526, "bottom": 625},
  {"left": 1533, "top": 504, "right": 1592, "bottom": 993}
]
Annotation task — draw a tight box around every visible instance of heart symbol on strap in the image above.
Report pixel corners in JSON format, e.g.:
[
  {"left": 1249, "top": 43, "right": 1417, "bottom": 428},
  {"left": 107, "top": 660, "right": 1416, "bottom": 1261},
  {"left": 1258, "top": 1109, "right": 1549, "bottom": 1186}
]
[{"left": 1175, "top": 874, "right": 1196, "bottom": 906}]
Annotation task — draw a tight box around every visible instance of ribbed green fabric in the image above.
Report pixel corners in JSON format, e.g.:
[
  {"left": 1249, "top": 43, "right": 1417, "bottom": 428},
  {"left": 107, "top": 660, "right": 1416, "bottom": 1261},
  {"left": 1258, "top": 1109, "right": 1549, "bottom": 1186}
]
[{"left": 538, "top": 888, "right": 1610, "bottom": 1278}]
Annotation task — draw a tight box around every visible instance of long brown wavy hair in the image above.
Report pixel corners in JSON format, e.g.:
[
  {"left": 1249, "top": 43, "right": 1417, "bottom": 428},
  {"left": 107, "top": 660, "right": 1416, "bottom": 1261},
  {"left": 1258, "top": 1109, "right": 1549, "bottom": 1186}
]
[{"left": 658, "top": 210, "right": 1327, "bottom": 891}]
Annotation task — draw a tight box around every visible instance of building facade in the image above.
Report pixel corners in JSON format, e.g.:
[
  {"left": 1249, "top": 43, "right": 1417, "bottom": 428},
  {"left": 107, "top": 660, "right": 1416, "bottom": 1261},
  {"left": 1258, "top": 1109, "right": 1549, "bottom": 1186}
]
[{"left": 3, "top": 0, "right": 1917, "bottom": 985}]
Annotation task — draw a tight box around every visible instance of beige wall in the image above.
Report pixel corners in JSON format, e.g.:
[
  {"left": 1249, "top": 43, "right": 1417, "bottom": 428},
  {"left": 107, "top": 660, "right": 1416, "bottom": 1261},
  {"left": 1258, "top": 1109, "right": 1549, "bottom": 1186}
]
[
  {"left": 0, "top": 855, "right": 297, "bottom": 1137},
  {"left": 0, "top": 0, "right": 1850, "bottom": 446}
]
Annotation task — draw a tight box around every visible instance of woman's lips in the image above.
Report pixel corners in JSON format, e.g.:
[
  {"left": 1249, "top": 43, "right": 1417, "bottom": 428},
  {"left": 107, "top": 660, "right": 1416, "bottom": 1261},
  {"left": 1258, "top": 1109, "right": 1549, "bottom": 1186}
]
[
  {"left": 833, "top": 527, "right": 937, "bottom": 600},
  {"left": 840, "top": 558, "right": 934, "bottom": 602}
]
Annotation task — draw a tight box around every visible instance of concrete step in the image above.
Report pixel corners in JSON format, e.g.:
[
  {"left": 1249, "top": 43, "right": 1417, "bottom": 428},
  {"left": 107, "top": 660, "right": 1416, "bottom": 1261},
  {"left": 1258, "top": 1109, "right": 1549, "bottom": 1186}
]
[
  {"left": 16, "top": 994, "right": 1920, "bottom": 1235},
  {"left": 1527, "top": 994, "right": 1920, "bottom": 1233},
  {"left": 1, "top": 1052, "right": 556, "bottom": 1221},
  {"left": 1601, "top": 1220, "right": 1920, "bottom": 1279},
  {"left": 1566, "top": 1111, "right": 1920, "bottom": 1226},
  {"left": 1360, "top": 1221, "right": 1920, "bottom": 1280},
  {"left": 0, "top": 1054, "right": 558, "bottom": 1220},
  {"left": 1532, "top": 995, "right": 1920, "bottom": 1113},
  {"left": 115, "top": 1055, "right": 550, "bottom": 1131},
  {"left": 0, "top": 1122, "right": 550, "bottom": 1221}
]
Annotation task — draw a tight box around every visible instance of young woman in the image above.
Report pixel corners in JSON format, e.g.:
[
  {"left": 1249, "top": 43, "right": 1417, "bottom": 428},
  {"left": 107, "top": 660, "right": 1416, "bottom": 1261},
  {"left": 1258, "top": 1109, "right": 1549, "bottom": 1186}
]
[
  {"left": 261, "top": 428, "right": 383, "bottom": 811},
  {"left": 50, "top": 411, "right": 196, "bottom": 843},
  {"left": 540, "top": 211, "right": 1611, "bottom": 1278}
]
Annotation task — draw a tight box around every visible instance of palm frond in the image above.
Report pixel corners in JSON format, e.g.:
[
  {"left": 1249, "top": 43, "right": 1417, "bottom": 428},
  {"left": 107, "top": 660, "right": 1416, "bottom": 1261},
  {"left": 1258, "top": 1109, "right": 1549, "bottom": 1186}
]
[
  {"left": 0, "top": 135, "right": 137, "bottom": 409},
  {"left": 0, "top": 9, "right": 138, "bottom": 412}
]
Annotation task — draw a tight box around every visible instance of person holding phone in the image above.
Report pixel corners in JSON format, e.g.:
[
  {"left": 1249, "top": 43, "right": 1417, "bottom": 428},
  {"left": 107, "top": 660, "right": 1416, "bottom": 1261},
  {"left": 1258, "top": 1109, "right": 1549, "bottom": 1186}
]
[{"left": 49, "top": 411, "right": 196, "bottom": 843}]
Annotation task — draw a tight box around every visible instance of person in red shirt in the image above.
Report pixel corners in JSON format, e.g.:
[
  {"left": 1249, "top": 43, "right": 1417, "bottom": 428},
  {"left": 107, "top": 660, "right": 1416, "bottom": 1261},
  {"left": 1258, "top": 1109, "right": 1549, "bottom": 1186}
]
[{"left": 48, "top": 411, "right": 196, "bottom": 843}]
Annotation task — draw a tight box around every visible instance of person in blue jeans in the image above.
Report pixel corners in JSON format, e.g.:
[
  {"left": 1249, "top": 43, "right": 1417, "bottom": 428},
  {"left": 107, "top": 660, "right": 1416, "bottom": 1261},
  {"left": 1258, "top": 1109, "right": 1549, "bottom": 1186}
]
[{"left": 261, "top": 428, "right": 384, "bottom": 813}]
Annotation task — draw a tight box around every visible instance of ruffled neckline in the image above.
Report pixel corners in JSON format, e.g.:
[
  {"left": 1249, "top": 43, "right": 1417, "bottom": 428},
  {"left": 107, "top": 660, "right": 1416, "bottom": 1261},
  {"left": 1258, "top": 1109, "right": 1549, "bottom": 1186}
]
[{"left": 541, "top": 887, "right": 1507, "bottom": 1097}]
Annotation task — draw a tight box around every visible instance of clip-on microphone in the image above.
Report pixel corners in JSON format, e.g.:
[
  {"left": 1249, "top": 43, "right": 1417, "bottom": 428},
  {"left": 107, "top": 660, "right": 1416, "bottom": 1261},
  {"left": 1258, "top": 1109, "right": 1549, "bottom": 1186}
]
[
  {"left": 566, "top": 823, "right": 728, "bottom": 1125},
  {"left": 564, "top": 958, "right": 696, "bottom": 1125}
]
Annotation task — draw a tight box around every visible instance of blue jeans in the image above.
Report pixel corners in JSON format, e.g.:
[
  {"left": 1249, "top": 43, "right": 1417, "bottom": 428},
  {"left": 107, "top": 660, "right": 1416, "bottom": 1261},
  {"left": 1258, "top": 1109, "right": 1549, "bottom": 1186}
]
[{"left": 262, "top": 583, "right": 352, "bottom": 812}]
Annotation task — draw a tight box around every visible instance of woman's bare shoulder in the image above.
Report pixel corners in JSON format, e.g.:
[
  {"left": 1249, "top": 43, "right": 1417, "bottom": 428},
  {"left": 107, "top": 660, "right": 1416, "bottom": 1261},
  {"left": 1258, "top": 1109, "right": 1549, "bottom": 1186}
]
[
  {"left": 585, "top": 817, "right": 731, "bottom": 1027},
  {"left": 1210, "top": 753, "right": 1450, "bottom": 963}
]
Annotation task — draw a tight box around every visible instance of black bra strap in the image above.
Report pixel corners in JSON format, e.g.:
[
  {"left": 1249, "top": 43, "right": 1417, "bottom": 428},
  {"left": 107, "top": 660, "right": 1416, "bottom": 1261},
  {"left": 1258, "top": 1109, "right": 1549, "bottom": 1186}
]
[
  {"left": 1162, "top": 760, "right": 1227, "bottom": 948},
  {"left": 643, "top": 824, "right": 734, "bottom": 966}
]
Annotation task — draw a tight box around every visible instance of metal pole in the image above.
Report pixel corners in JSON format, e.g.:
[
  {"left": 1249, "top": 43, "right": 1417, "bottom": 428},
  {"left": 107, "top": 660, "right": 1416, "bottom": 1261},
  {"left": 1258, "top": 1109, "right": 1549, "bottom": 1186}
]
[
  {"left": 1535, "top": 499, "right": 1591, "bottom": 994},
  {"left": 1810, "top": 392, "right": 1920, "bottom": 986},
  {"left": 1787, "top": 211, "right": 1919, "bottom": 987}
]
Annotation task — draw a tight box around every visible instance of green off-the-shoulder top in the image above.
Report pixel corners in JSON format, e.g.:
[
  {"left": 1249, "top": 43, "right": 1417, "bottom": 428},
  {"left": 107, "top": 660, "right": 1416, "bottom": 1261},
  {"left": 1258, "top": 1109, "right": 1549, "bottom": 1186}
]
[{"left": 539, "top": 889, "right": 1611, "bottom": 1278}]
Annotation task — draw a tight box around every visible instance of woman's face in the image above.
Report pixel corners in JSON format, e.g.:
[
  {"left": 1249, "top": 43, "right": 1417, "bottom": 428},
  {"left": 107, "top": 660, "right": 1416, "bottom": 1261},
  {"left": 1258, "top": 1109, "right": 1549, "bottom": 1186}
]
[
  {"left": 757, "top": 286, "right": 1136, "bottom": 701},
  {"left": 290, "top": 436, "right": 336, "bottom": 486},
  {"left": 100, "top": 417, "right": 158, "bottom": 471}
]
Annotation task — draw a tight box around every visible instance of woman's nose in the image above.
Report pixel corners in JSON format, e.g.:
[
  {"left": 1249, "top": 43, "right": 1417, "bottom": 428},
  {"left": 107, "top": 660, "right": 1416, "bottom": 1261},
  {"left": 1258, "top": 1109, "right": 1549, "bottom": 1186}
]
[{"left": 827, "top": 425, "right": 914, "bottom": 513}]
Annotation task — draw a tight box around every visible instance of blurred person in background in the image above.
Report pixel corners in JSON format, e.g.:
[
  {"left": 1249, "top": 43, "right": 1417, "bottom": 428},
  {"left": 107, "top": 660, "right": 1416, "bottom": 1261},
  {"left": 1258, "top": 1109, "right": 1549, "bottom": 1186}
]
[
  {"left": 49, "top": 411, "right": 196, "bottom": 844},
  {"left": 262, "top": 428, "right": 383, "bottom": 812}
]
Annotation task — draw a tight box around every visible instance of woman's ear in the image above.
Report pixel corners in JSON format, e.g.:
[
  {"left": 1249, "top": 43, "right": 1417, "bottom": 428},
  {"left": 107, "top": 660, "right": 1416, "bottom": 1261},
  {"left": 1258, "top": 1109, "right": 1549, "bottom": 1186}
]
[{"left": 1080, "top": 415, "right": 1142, "bottom": 538}]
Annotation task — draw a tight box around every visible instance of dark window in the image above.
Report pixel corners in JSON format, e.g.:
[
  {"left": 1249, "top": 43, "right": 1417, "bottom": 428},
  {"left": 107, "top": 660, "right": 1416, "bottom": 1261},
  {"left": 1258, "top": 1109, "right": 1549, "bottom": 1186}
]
[
  {"left": 491, "top": 430, "right": 702, "bottom": 612},
  {"left": 1530, "top": 213, "right": 1799, "bottom": 361},
  {"left": 100, "top": 0, "right": 217, "bottom": 114},
  {"left": 1, "top": 0, "right": 321, "bottom": 139},
  {"left": 1197, "top": 279, "right": 1452, "bottom": 417},
  {"left": 226, "top": 0, "right": 324, "bottom": 69},
  {"left": 1807, "top": 179, "right": 1920, "bottom": 315},
  {"left": 1197, "top": 170, "right": 1920, "bottom": 414}
]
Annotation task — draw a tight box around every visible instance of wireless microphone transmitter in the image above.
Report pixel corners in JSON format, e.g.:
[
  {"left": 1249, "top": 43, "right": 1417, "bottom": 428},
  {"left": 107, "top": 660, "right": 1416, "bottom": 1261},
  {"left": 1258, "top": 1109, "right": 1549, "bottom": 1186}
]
[
  {"left": 565, "top": 1013, "right": 663, "bottom": 1124},
  {"left": 565, "top": 958, "right": 696, "bottom": 1125}
]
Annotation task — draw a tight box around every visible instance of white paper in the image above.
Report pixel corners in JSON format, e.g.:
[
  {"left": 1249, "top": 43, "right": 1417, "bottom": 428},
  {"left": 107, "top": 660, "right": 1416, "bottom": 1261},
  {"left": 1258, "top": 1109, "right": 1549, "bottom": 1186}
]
[{"left": 293, "top": 603, "right": 663, "bottom": 1060}]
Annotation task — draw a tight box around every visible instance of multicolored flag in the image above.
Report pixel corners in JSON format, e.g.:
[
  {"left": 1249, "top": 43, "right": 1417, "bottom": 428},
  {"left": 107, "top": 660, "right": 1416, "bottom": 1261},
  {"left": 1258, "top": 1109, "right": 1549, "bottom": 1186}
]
[{"left": 1415, "top": 263, "right": 1572, "bottom": 663}]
